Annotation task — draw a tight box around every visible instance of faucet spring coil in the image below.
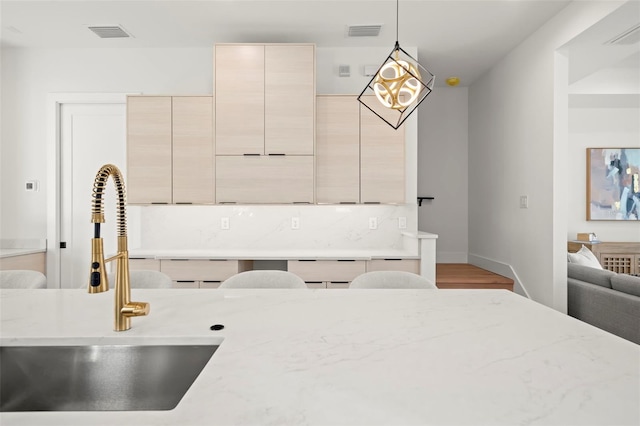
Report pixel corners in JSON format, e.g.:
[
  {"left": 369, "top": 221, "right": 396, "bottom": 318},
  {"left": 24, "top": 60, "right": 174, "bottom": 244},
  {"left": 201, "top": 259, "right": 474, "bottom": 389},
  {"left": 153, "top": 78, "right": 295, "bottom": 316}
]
[{"left": 91, "top": 164, "right": 127, "bottom": 237}]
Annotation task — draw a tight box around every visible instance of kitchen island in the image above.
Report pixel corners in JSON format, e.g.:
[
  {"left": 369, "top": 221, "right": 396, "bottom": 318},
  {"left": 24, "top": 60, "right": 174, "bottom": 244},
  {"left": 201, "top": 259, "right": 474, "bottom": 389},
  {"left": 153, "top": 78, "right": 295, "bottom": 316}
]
[{"left": 1, "top": 288, "right": 638, "bottom": 425}]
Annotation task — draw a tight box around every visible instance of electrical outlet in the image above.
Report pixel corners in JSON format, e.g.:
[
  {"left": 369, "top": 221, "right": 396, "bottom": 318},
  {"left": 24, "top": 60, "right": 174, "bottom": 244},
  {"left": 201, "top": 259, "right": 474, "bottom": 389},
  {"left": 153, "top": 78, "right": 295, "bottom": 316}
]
[
  {"left": 291, "top": 217, "right": 300, "bottom": 230},
  {"left": 398, "top": 217, "right": 407, "bottom": 229},
  {"left": 519, "top": 195, "right": 528, "bottom": 209},
  {"left": 221, "top": 217, "right": 230, "bottom": 230},
  {"left": 369, "top": 217, "right": 377, "bottom": 230}
]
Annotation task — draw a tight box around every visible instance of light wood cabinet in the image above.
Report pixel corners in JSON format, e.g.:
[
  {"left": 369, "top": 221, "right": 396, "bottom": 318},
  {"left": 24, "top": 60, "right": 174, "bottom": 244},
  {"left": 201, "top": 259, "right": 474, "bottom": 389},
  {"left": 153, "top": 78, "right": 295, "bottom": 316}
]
[
  {"left": 366, "top": 259, "right": 420, "bottom": 274},
  {"left": 128, "top": 258, "right": 160, "bottom": 271},
  {"left": 360, "top": 99, "right": 405, "bottom": 204},
  {"left": 264, "top": 45, "right": 315, "bottom": 155},
  {"left": 127, "top": 96, "right": 173, "bottom": 204},
  {"left": 215, "top": 45, "right": 265, "bottom": 155},
  {"left": 215, "top": 43, "right": 315, "bottom": 156},
  {"left": 288, "top": 259, "right": 366, "bottom": 287},
  {"left": 127, "top": 96, "right": 214, "bottom": 204},
  {"left": 172, "top": 96, "right": 214, "bottom": 204},
  {"left": 216, "top": 156, "right": 314, "bottom": 204},
  {"left": 160, "top": 259, "right": 252, "bottom": 289},
  {"left": 316, "top": 95, "right": 360, "bottom": 203}
]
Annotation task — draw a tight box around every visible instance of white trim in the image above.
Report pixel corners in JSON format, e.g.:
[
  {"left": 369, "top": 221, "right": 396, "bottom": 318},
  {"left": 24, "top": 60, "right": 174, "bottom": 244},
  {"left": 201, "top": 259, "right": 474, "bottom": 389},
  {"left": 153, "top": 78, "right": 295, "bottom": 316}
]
[
  {"left": 467, "top": 253, "right": 531, "bottom": 299},
  {"left": 46, "top": 93, "right": 135, "bottom": 288}
]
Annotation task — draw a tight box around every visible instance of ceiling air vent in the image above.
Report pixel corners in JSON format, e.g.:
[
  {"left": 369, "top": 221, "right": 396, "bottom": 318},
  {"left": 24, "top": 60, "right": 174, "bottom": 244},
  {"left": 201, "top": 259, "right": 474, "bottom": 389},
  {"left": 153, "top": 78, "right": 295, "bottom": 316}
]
[
  {"left": 88, "top": 26, "right": 132, "bottom": 39},
  {"left": 605, "top": 23, "right": 640, "bottom": 45},
  {"left": 347, "top": 25, "right": 382, "bottom": 37}
]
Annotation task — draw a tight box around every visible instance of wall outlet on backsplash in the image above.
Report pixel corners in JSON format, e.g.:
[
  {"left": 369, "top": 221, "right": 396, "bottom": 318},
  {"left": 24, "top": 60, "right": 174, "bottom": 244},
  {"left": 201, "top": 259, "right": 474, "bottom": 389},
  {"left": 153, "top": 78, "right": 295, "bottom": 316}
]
[
  {"left": 291, "top": 217, "right": 300, "bottom": 230},
  {"left": 369, "top": 217, "right": 377, "bottom": 230},
  {"left": 398, "top": 217, "right": 407, "bottom": 229},
  {"left": 221, "top": 217, "right": 230, "bottom": 230}
]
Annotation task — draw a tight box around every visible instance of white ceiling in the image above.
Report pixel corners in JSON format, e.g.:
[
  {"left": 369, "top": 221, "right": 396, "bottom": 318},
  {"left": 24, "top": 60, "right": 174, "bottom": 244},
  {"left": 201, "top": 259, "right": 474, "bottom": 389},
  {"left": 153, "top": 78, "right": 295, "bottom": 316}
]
[{"left": 0, "top": 0, "right": 577, "bottom": 86}]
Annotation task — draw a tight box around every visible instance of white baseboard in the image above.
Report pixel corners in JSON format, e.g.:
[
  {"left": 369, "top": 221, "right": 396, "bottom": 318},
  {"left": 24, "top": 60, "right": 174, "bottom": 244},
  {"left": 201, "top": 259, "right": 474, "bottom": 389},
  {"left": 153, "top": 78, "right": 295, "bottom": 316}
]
[{"left": 467, "top": 253, "right": 530, "bottom": 299}]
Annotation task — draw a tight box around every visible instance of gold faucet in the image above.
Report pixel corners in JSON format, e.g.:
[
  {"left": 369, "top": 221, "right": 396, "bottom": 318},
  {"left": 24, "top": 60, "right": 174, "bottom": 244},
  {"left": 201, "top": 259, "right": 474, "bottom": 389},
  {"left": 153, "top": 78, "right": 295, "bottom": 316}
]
[{"left": 88, "top": 164, "right": 149, "bottom": 331}]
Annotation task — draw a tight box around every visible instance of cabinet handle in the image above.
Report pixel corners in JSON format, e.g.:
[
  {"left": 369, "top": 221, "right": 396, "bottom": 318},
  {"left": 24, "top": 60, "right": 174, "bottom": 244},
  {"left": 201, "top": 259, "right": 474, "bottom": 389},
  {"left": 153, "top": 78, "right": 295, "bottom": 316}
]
[
  {"left": 176, "top": 280, "right": 196, "bottom": 283},
  {"left": 293, "top": 202, "right": 311, "bottom": 204},
  {"left": 169, "top": 259, "right": 189, "bottom": 262},
  {"left": 297, "top": 259, "right": 317, "bottom": 262},
  {"left": 268, "top": 153, "right": 285, "bottom": 156},
  {"left": 202, "top": 280, "right": 222, "bottom": 283},
  {"left": 175, "top": 202, "right": 193, "bottom": 205},
  {"left": 219, "top": 202, "right": 237, "bottom": 204},
  {"left": 363, "top": 202, "right": 381, "bottom": 204},
  {"left": 151, "top": 202, "right": 169, "bottom": 205},
  {"left": 337, "top": 259, "right": 356, "bottom": 262},
  {"left": 243, "top": 153, "right": 260, "bottom": 156},
  {"left": 339, "top": 202, "right": 357, "bottom": 204},
  {"left": 383, "top": 258, "right": 402, "bottom": 261}
]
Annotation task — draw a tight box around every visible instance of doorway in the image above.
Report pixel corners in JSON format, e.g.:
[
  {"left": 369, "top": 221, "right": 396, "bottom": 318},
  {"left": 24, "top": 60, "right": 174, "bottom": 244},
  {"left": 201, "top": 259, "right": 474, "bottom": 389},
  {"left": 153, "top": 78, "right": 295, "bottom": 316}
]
[{"left": 47, "top": 94, "right": 136, "bottom": 288}]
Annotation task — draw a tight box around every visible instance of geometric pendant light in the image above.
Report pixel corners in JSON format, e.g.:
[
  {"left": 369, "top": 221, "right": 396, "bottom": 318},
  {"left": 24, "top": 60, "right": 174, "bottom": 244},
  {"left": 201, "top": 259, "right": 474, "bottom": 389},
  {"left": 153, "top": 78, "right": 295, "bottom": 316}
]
[{"left": 357, "top": 0, "right": 435, "bottom": 130}]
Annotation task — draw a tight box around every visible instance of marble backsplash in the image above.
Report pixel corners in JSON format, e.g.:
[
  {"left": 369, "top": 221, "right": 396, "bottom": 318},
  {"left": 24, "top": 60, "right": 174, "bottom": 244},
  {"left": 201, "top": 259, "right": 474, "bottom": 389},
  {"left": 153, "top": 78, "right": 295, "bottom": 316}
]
[{"left": 133, "top": 204, "right": 417, "bottom": 251}]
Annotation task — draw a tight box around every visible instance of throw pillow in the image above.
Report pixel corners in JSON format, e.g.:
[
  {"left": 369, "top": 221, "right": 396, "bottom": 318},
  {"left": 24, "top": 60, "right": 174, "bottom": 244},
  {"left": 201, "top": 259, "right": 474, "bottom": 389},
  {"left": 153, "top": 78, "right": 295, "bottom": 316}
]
[{"left": 567, "top": 245, "right": 603, "bottom": 269}]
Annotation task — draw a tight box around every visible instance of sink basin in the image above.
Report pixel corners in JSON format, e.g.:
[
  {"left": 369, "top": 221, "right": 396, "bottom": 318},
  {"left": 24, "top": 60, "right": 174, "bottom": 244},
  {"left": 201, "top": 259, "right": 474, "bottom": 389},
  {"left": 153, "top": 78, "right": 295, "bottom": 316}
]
[{"left": 0, "top": 341, "right": 219, "bottom": 412}]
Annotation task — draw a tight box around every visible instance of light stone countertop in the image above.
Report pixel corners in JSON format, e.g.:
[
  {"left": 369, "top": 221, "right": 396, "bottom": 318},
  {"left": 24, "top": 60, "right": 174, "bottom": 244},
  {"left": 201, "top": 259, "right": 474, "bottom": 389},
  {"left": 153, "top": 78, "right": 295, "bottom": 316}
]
[
  {"left": 128, "top": 248, "right": 420, "bottom": 260},
  {"left": 1, "top": 289, "right": 638, "bottom": 425}
]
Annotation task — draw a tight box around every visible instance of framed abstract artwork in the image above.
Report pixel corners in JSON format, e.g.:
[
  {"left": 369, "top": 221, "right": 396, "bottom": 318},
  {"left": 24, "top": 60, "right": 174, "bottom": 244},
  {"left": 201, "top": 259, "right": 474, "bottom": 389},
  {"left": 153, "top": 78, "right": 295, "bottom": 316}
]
[{"left": 587, "top": 148, "right": 640, "bottom": 221}]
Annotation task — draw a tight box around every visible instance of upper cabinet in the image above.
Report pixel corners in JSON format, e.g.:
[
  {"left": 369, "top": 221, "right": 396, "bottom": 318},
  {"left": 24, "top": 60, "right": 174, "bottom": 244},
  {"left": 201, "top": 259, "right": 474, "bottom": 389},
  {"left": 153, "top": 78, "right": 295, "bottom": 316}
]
[
  {"left": 127, "top": 95, "right": 214, "bottom": 204},
  {"left": 316, "top": 95, "right": 360, "bottom": 204},
  {"left": 127, "top": 96, "right": 173, "bottom": 204},
  {"left": 360, "top": 97, "right": 405, "bottom": 204},
  {"left": 215, "top": 44, "right": 315, "bottom": 156}
]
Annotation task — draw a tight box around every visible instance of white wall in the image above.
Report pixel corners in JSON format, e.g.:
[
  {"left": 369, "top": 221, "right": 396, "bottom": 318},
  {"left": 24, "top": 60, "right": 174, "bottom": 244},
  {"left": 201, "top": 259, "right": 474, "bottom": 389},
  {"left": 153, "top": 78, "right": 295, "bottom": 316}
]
[
  {"left": 468, "top": 1, "right": 624, "bottom": 309},
  {"left": 568, "top": 104, "right": 640, "bottom": 240},
  {"left": 417, "top": 88, "right": 469, "bottom": 263},
  {"left": 1, "top": 45, "right": 424, "bottom": 251}
]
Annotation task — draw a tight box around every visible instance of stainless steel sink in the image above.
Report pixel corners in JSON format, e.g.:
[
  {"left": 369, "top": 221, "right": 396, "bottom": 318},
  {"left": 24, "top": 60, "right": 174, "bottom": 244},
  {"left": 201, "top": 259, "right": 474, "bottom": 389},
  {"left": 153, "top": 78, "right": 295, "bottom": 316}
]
[{"left": 0, "top": 342, "right": 219, "bottom": 412}]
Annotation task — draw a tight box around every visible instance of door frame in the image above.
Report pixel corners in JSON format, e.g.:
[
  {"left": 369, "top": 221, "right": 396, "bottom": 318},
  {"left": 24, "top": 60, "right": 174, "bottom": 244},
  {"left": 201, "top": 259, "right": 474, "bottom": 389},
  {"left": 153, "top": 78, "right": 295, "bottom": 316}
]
[{"left": 46, "top": 93, "right": 136, "bottom": 288}]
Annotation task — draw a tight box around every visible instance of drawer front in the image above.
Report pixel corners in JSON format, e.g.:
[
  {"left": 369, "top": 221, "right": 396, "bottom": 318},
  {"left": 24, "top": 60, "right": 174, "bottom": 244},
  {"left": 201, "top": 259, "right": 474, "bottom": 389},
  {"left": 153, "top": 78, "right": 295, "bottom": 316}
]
[
  {"left": 0, "top": 253, "right": 46, "bottom": 275},
  {"left": 305, "top": 281, "right": 326, "bottom": 289},
  {"left": 366, "top": 259, "right": 420, "bottom": 274},
  {"left": 161, "top": 259, "right": 240, "bottom": 281},
  {"left": 326, "top": 281, "right": 350, "bottom": 289},
  {"left": 288, "top": 260, "right": 365, "bottom": 282},
  {"left": 172, "top": 280, "right": 199, "bottom": 289},
  {"left": 128, "top": 258, "right": 161, "bottom": 271},
  {"left": 200, "top": 280, "right": 222, "bottom": 289}
]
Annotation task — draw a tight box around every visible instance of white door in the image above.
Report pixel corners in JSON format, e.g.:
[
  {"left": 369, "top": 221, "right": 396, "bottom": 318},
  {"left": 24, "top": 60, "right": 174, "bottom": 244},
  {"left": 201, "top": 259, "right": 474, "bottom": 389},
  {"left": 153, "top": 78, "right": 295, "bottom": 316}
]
[{"left": 60, "top": 103, "right": 127, "bottom": 289}]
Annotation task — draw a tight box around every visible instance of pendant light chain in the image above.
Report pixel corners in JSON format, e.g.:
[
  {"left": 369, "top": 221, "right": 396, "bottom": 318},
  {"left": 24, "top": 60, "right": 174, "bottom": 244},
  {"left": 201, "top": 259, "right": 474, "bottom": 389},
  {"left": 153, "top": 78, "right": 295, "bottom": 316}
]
[{"left": 396, "top": 0, "right": 399, "bottom": 43}]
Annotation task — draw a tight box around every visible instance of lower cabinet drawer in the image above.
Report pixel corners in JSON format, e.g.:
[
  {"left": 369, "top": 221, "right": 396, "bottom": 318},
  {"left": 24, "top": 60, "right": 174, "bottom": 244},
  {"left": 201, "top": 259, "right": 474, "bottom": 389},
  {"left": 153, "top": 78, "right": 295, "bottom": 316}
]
[
  {"left": 288, "top": 260, "right": 365, "bottom": 282},
  {"left": 326, "top": 281, "right": 350, "bottom": 289},
  {"left": 366, "top": 259, "right": 420, "bottom": 274},
  {"left": 200, "top": 280, "right": 222, "bottom": 289},
  {"left": 172, "top": 280, "right": 199, "bottom": 289},
  {"left": 129, "top": 258, "right": 160, "bottom": 271},
  {"left": 305, "top": 281, "right": 326, "bottom": 289},
  {"left": 161, "top": 259, "right": 241, "bottom": 281}
]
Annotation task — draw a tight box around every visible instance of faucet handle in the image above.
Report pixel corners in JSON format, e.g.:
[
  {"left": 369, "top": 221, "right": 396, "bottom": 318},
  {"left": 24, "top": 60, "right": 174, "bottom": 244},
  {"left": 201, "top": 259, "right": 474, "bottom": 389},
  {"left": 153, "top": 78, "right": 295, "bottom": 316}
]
[{"left": 122, "top": 302, "right": 150, "bottom": 317}]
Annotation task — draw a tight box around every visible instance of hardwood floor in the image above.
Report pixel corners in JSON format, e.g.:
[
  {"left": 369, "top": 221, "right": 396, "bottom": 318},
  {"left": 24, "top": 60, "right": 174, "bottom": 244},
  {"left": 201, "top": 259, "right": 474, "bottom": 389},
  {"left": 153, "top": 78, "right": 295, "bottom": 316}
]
[{"left": 436, "top": 263, "right": 514, "bottom": 291}]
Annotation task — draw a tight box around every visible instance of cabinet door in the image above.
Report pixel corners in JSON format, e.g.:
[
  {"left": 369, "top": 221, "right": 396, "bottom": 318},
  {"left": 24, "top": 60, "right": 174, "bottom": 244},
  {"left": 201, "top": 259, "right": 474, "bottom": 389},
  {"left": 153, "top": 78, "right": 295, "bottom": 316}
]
[
  {"left": 265, "top": 45, "right": 315, "bottom": 155},
  {"left": 288, "top": 260, "right": 366, "bottom": 282},
  {"left": 216, "top": 156, "right": 314, "bottom": 203},
  {"left": 127, "top": 96, "right": 172, "bottom": 204},
  {"left": 173, "top": 96, "right": 214, "bottom": 204},
  {"left": 215, "top": 45, "right": 265, "bottom": 155},
  {"left": 316, "top": 96, "right": 360, "bottom": 203},
  {"left": 360, "top": 101, "right": 405, "bottom": 204}
]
